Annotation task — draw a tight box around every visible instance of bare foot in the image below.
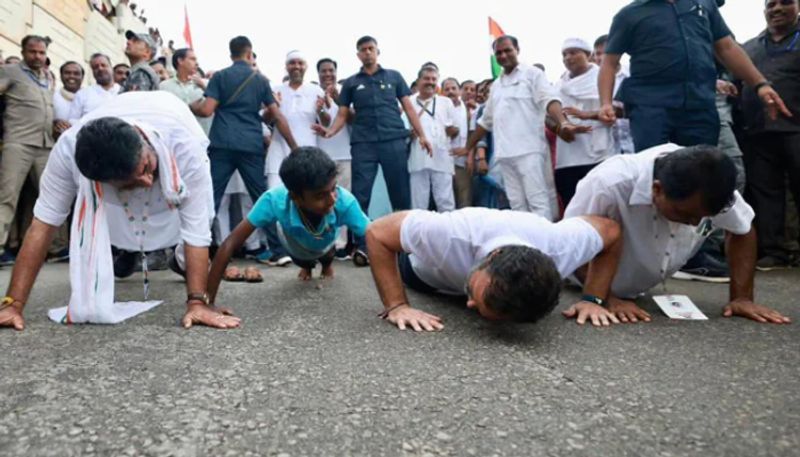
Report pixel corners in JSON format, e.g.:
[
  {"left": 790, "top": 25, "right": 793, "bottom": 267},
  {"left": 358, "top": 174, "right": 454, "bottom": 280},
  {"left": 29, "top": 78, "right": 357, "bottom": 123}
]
[
  {"left": 298, "top": 268, "right": 313, "bottom": 281},
  {"left": 321, "top": 264, "right": 335, "bottom": 280}
]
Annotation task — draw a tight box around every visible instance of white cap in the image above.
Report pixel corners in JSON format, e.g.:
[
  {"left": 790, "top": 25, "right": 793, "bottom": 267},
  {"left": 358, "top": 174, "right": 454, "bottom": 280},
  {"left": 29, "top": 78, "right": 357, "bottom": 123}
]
[
  {"left": 285, "top": 50, "right": 306, "bottom": 63},
  {"left": 561, "top": 38, "right": 592, "bottom": 53}
]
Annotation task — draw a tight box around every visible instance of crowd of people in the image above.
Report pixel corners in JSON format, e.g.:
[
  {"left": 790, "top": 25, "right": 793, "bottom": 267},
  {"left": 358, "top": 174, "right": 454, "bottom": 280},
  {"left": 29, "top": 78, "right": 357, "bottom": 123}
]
[{"left": 0, "top": 0, "right": 797, "bottom": 332}]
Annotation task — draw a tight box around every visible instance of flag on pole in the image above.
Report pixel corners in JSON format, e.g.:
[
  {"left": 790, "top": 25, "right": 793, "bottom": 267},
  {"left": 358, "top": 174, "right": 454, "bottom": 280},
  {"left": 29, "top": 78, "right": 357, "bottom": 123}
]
[
  {"left": 488, "top": 17, "right": 505, "bottom": 79},
  {"left": 183, "top": 4, "right": 194, "bottom": 49}
]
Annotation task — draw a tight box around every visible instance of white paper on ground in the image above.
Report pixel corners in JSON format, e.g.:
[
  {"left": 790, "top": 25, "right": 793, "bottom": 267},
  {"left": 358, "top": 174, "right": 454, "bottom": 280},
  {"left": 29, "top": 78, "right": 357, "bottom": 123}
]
[
  {"left": 652, "top": 295, "right": 708, "bottom": 320},
  {"left": 47, "top": 300, "right": 164, "bottom": 325}
]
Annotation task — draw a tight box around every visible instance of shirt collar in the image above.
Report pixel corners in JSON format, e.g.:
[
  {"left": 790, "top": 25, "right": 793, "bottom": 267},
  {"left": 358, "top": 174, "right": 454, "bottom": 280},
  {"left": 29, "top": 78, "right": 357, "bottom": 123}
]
[
  {"left": 629, "top": 155, "right": 659, "bottom": 206},
  {"left": 20, "top": 61, "right": 45, "bottom": 79},
  {"left": 358, "top": 65, "right": 384, "bottom": 77},
  {"left": 233, "top": 60, "right": 251, "bottom": 68},
  {"left": 287, "top": 193, "right": 337, "bottom": 229},
  {"left": 762, "top": 22, "right": 800, "bottom": 43}
]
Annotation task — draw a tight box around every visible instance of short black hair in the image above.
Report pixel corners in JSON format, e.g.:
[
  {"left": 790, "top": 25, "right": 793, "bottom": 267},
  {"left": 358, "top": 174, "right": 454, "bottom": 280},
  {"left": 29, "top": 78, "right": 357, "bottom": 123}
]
[
  {"left": 172, "top": 47, "right": 191, "bottom": 69},
  {"left": 75, "top": 117, "right": 143, "bottom": 182},
  {"left": 316, "top": 57, "right": 337, "bottom": 72},
  {"left": 594, "top": 34, "right": 609, "bottom": 48},
  {"left": 59, "top": 61, "right": 84, "bottom": 77},
  {"left": 653, "top": 145, "right": 737, "bottom": 214},
  {"left": 417, "top": 65, "right": 438, "bottom": 80},
  {"left": 89, "top": 53, "right": 111, "bottom": 65},
  {"left": 356, "top": 35, "right": 377, "bottom": 49},
  {"left": 229, "top": 36, "right": 252, "bottom": 58},
  {"left": 113, "top": 63, "right": 130, "bottom": 71},
  {"left": 492, "top": 35, "right": 519, "bottom": 51},
  {"left": 279, "top": 147, "right": 338, "bottom": 195},
  {"left": 460, "top": 79, "right": 475, "bottom": 88},
  {"left": 441, "top": 77, "right": 459, "bottom": 90},
  {"left": 533, "top": 63, "right": 546, "bottom": 72},
  {"left": 480, "top": 245, "right": 562, "bottom": 322},
  {"left": 21, "top": 35, "right": 48, "bottom": 49}
]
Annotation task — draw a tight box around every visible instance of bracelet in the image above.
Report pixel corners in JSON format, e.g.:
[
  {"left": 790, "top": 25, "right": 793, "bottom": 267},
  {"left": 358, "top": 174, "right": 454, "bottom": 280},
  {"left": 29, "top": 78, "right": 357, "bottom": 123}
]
[
  {"left": 186, "top": 292, "right": 210, "bottom": 306},
  {"left": 753, "top": 80, "right": 772, "bottom": 93},
  {"left": 0, "top": 296, "right": 23, "bottom": 312},
  {"left": 378, "top": 303, "right": 409, "bottom": 319},
  {"left": 581, "top": 294, "right": 606, "bottom": 307}
]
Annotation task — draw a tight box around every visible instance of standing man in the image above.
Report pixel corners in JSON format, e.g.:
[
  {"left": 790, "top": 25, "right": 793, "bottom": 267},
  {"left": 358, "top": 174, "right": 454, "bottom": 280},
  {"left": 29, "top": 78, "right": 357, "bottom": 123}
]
[
  {"left": 149, "top": 57, "right": 170, "bottom": 83},
  {"left": 160, "top": 48, "right": 211, "bottom": 134},
  {"left": 592, "top": 34, "right": 634, "bottom": 155},
  {"left": 442, "top": 77, "right": 471, "bottom": 208},
  {"left": 265, "top": 51, "right": 326, "bottom": 189},
  {"left": 191, "top": 36, "right": 298, "bottom": 267},
  {"left": 0, "top": 36, "right": 59, "bottom": 265},
  {"left": 314, "top": 36, "right": 432, "bottom": 265},
  {"left": 740, "top": 0, "right": 800, "bottom": 270},
  {"left": 52, "top": 61, "right": 84, "bottom": 136},
  {"left": 455, "top": 36, "right": 587, "bottom": 220},
  {"left": 122, "top": 30, "right": 160, "bottom": 92},
  {"left": 69, "top": 53, "right": 120, "bottom": 123},
  {"left": 113, "top": 63, "right": 130, "bottom": 86}
]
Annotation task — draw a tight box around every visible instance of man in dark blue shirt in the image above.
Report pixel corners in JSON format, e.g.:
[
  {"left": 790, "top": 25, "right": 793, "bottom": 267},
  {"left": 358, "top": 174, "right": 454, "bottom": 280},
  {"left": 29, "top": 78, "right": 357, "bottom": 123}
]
[
  {"left": 192, "top": 36, "right": 298, "bottom": 264},
  {"left": 598, "top": 0, "right": 789, "bottom": 151},
  {"left": 315, "top": 36, "right": 431, "bottom": 265}
]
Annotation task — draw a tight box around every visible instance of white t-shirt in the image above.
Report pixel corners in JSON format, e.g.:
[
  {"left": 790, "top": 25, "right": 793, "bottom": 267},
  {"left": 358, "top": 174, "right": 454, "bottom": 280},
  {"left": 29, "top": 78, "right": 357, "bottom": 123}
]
[
  {"left": 266, "top": 82, "right": 325, "bottom": 174},
  {"left": 408, "top": 94, "right": 456, "bottom": 174},
  {"left": 68, "top": 83, "right": 121, "bottom": 124},
  {"left": 478, "top": 64, "right": 560, "bottom": 160},
  {"left": 400, "top": 208, "right": 604, "bottom": 295},
  {"left": 318, "top": 86, "right": 351, "bottom": 162},
  {"left": 450, "top": 101, "right": 469, "bottom": 168},
  {"left": 53, "top": 89, "right": 75, "bottom": 121},
  {"left": 564, "top": 143, "right": 755, "bottom": 298},
  {"left": 554, "top": 64, "right": 615, "bottom": 169},
  {"left": 34, "top": 91, "right": 213, "bottom": 250}
]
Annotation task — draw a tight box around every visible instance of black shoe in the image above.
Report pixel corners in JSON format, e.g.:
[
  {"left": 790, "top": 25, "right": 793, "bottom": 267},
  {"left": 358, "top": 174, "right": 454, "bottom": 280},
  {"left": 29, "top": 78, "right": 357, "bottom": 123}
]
[
  {"left": 114, "top": 250, "right": 137, "bottom": 278},
  {"left": 756, "top": 255, "right": 792, "bottom": 272},
  {"left": 0, "top": 250, "right": 16, "bottom": 266},
  {"left": 47, "top": 248, "right": 70, "bottom": 263},
  {"left": 167, "top": 252, "right": 186, "bottom": 279},
  {"left": 334, "top": 248, "right": 352, "bottom": 261},
  {"left": 672, "top": 252, "right": 730, "bottom": 283},
  {"left": 352, "top": 249, "right": 369, "bottom": 267}
]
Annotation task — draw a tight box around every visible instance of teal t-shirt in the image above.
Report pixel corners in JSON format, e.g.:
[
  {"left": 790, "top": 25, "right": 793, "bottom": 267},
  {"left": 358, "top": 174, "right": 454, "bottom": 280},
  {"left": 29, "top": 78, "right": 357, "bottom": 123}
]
[{"left": 247, "top": 185, "right": 370, "bottom": 260}]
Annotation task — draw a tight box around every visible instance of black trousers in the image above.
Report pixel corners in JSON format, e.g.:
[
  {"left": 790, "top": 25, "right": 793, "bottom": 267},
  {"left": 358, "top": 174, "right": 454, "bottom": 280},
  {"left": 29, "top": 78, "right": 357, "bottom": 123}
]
[
  {"left": 743, "top": 132, "right": 800, "bottom": 259},
  {"left": 555, "top": 163, "right": 599, "bottom": 209},
  {"left": 291, "top": 248, "right": 336, "bottom": 270}
]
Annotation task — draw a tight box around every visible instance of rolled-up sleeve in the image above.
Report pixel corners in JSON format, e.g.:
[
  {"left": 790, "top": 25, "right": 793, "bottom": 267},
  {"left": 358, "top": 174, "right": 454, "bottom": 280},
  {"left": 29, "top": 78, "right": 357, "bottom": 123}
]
[
  {"left": 710, "top": 191, "right": 754, "bottom": 236},
  {"left": 532, "top": 70, "right": 561, "bottom": 112},
  {"left": 33, "top": 133, "right": 79, "bottom": 226}
]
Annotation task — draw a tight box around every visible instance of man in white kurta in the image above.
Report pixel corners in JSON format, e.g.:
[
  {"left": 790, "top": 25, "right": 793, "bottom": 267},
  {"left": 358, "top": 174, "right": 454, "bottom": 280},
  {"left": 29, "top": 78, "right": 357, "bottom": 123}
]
[
  {"left": 68, "top": 54, "right": 121, "bottom": 124},
  {"left": 0, "top": 92, "right": 241, "bottom": 331},
  {"left": 408, "top": 67, "right": 457, "bottom": 212},
  {"left": 564, "top": 143, "right": 791, "bottom": 325},
  {"left": 265, "top": 51, "right": 326, "bottom": 189}
]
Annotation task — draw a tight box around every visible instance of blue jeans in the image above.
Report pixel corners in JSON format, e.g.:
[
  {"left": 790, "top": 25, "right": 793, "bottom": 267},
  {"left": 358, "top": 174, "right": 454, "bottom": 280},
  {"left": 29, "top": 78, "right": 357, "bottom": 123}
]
[
  {"left": 208, "top": 147, "right": 286, "bottom": 256},
  {"left": 628, "top": 105, "right": 720, "bottom": 152},
  {"left": 351, "top": 138, "right": 411, "bottom": 250}
]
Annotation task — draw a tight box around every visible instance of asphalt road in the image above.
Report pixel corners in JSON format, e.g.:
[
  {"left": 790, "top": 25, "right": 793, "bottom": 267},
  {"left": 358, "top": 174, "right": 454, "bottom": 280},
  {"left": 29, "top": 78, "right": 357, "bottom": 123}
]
[{"left": 0, "top": 262, "right": 797, "bottom": 456}]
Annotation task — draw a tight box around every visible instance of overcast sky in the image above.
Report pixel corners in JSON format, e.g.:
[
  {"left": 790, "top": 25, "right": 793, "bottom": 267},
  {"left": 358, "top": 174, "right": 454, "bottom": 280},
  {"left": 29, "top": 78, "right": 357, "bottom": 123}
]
[{"left": 137, "top": 0, "right": 770, "bottom": 84}]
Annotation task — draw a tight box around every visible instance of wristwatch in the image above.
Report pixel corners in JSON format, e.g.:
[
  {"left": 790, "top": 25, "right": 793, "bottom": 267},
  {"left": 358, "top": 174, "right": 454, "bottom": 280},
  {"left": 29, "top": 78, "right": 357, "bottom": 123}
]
[
  {"left": 1, "top": 296, "right": 22, "bottom": 311},
  {"left": 186, "top": 292, "right": 210, "bottom": 306},
  {"left": 753, "top": 80, "right": 772, "bottom": 93}
]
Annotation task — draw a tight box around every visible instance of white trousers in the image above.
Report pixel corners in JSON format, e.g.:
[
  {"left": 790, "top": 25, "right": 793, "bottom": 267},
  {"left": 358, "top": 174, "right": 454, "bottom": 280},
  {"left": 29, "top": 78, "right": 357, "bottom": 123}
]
[
  {"left": 410, "top": 169, "right": 455, "bottom": 212},
  {"left": 215, "top": 193, "right": 260, "bottom": 251},
  {"left": 497, "top": 153, "right": 557, "bottom": 221}
]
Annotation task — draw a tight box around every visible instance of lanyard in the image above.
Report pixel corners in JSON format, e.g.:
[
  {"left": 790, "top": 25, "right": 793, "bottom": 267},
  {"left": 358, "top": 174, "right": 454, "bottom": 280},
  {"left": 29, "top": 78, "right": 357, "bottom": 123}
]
[
  {"left": 22, "top": 68, "right": 50, "bottom": 89},
  {"left": 416, "top": 97, "right": 436, "bottom": 118},
  {"left": 120, "top": 188, "right": 153, "bottom": 300},
  {"left": 764, "top": 29, "right": 800, "bottom": 56}
]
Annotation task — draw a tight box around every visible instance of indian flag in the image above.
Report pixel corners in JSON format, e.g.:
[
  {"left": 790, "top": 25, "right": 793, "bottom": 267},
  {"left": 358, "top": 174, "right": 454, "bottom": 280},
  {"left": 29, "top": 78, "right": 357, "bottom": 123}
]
[{"left": 488, "top": 17, "right": 506, "bottom": 79}]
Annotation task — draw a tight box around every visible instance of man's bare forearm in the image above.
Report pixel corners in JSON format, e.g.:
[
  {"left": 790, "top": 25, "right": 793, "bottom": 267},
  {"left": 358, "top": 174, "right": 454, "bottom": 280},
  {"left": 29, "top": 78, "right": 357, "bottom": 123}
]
[
  {"left": 580, "top": 217, "right": 622, "bottom": 300},
  {"left": 365, "top": 212, "right": 411, "bottom": 310},
  {"left": 5, "top": 218, "right": 58, "bottom": 307},
  {"left": 598, "top": 56, "right": 620, "bottom": 106},
  {"left": 464, "top": 125, "right": 488, "bottom": 151},
  {"left": 715, "top": 37, "right": 766, "bottom": 87},
  {"left": 183, "top": 244, "right": 209, "bottom": 301},
  {"left": 726, "top": 228, "right": 757, "bottom": 302}
]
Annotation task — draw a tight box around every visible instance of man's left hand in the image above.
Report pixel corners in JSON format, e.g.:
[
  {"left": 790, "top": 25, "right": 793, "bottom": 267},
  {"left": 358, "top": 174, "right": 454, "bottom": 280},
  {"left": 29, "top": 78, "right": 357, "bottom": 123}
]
[
  {"left": 723, "top": 299, "right": 791, "bottom": 324},
  {"left": 558, "top": 122, "right": 592, "bottom": 143},
  {"left": 182, "top": 303, "right": 242, "bottom": 329},
  {"left": 757, "top": 85, "right": 792, "bottom": 120}
]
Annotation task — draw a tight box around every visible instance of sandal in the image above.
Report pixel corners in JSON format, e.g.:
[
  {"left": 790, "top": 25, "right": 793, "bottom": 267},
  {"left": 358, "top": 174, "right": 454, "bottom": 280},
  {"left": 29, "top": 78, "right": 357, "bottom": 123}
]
[
  {"left": 243, "top": 266, "right": 263, "bottom": 283},
  {"left": 223, "top": 265, "right": 245, "bottom": 282}
]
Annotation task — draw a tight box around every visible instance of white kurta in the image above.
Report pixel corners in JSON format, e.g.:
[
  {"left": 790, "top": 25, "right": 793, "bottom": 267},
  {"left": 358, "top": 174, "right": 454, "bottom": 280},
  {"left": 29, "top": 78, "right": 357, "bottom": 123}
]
[
  {"left": 564, "top": 143, "right": 755, "bottom": 298},
  {"left": 53, "top": 89, "right": 75, "bottom": 121},
  {"left": 318, "top": 85, "right": 351, "bottom": 162},
  {"left": 34, "top": 91, "right": 214, "bottom": 251},
  {"left": 68, "top": 83, "right": 121, "bottom": 124},
  {"left": 265, "top": 82, "right": 325, "bottom": 177},
  {"left": 408, "top": 94, "right": 456, "bottom": 174}
]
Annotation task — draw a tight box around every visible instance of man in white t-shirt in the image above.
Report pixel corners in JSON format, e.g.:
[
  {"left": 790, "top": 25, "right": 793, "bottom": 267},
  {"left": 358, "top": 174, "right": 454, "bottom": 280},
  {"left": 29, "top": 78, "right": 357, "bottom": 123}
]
[
  {"left": 68, "top": 53, "right": 121, "bottom": 123},
  {"left": 442, "top": 77, "right": 471, "bottom": 208},
  {"left": 408, "top": 66, "right": 458, "bottom": 212},
  {"left": 365, "top": 208, "right": 623, "bottom": 331},
  {"left": 265, "top": 50, "right": 327, "bottom": 189},
  {"left": 454, "top": 35, "right": 589, "bottom": 220},
  {"left": 0, "top": 92, "right": 240, "bottom": 331},
  {"left": 565, "top": 143, "right": 791, "bottom": 325}
]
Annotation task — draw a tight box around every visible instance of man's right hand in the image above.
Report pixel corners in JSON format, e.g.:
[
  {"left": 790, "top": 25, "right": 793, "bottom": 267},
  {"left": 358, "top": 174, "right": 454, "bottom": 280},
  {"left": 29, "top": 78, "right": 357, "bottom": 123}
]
[
  {"left": 608, "top": 296, "right": 651, "bottom": 323},
  {"left": 0, "top": 305, "right": 25, "bottom": 331},
  {"left": 386, "top": 305, "right": 443, "bottom": 332},
  {"left": 562, "top": 301, "right": 620, "bottom": 327},
  {"left": 311, "top": 123, "right": 331, "bottom": 138},
  {"left": 598, "top": 103, "right": 617, "bottom": 124}
]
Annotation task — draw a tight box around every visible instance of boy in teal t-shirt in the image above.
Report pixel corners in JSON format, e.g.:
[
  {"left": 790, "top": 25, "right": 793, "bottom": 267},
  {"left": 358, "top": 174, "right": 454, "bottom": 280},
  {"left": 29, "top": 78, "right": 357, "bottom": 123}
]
[{"left": 208, "top": 147, "right": 370, "bottom": 302}]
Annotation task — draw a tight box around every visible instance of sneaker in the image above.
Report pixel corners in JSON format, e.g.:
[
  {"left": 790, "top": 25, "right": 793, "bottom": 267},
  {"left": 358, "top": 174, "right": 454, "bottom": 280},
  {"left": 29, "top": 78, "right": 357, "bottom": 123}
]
[
  {"left": 267, "top": 255, "right": 292, "bottom": 267},
  {"left": 755, "top": 255, "right": 792, "bottom": 272},
  {"left": 352, "top": 249, "right": 369, "bottom": 267},
  {"left": 334, "top": 248, "right": 352, "bottom": 261},
  {"left": 114, "top": 250, "right": 137, "bottom": 278},
  {"left": 672, "top": 253, "right": 730, "bottom": 283},
  {"left": 167, "top": 251, "right": 186, "bottom": 279},
  {"left": 0, "top": 250, "right": 16, "bottom": 266},
  {"left": 47, "top": 248, "right": 70, "bottom": 263}
]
